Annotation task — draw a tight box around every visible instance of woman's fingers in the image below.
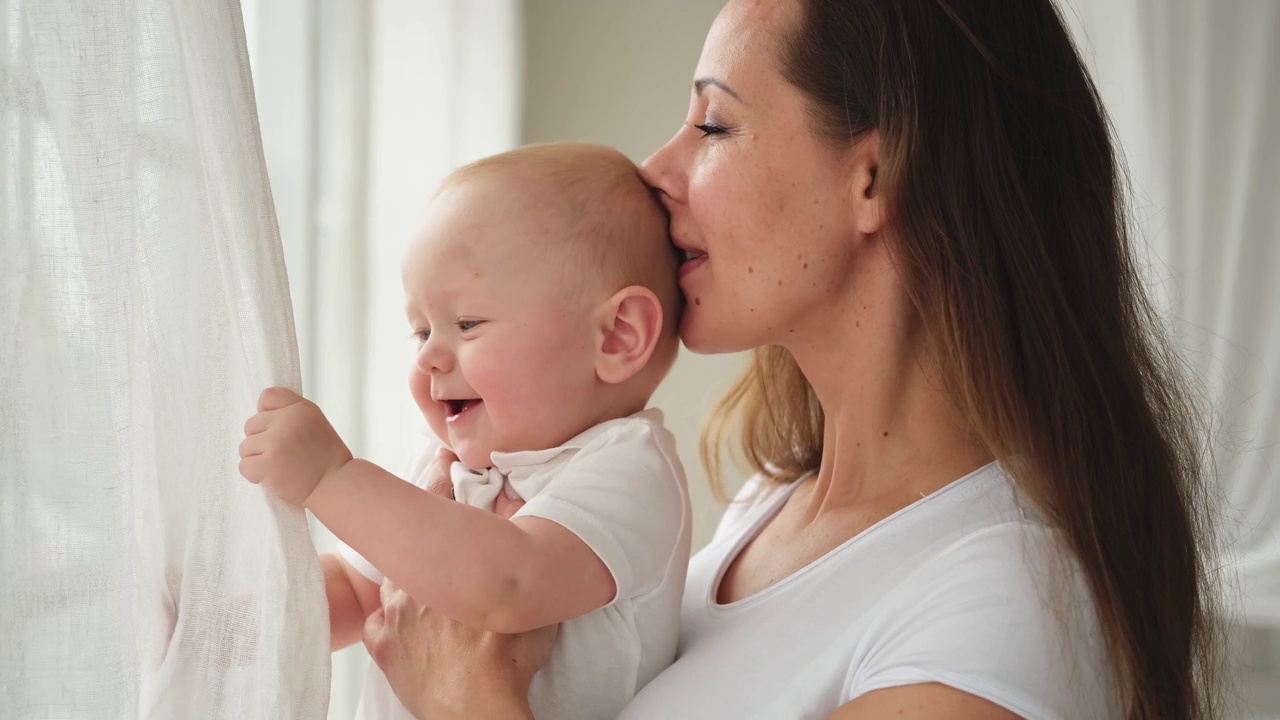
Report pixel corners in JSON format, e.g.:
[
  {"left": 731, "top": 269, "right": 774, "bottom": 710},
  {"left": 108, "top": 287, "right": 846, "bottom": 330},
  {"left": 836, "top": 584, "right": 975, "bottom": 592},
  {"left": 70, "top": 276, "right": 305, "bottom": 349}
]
[
  {"left": 379, "top": 579, "right": 402, "bottom": 609},
  {"left": 362, "top": 578, "right": 555, "bottom": 720},
  {"left": 423, "top": 447, "right": 459, "bottom": 498},
  {"left": 493, "top": 492, "right": 526, "bottom": 519},
  {"left": 361, "top": 607, "right": 389, "bottom": 664}
]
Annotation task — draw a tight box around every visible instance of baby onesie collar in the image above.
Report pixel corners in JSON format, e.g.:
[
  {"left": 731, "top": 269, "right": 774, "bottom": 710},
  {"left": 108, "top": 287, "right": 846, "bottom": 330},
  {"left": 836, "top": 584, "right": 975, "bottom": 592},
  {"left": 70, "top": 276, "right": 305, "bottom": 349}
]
[{"left": 449, "top": 407, "right": 665, "bottom": 506}]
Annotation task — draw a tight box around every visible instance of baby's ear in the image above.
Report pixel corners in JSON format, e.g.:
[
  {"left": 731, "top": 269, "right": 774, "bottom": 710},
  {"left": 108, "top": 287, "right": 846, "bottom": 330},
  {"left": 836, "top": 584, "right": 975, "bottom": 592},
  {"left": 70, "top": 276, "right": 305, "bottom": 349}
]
[{"left": 595, "top": 286, "right": 664, "bottom": 385}]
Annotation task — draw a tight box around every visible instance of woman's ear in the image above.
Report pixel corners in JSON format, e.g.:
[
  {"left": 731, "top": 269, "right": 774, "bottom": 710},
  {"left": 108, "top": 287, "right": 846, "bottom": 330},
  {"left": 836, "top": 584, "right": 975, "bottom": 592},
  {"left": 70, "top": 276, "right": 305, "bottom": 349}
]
[
  {"left": 852, "top": 130, "right": 886, "bottom": 236},
  {"left": 595, "top": 286, "right": 664, "bottom": 385}
]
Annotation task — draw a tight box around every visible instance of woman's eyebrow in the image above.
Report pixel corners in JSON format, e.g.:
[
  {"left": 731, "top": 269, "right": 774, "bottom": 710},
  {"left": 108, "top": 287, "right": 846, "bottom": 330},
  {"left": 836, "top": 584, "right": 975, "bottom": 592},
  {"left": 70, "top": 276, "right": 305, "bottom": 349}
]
[{"left": 694, "top": 76, "right": 744, "bottom": 103}]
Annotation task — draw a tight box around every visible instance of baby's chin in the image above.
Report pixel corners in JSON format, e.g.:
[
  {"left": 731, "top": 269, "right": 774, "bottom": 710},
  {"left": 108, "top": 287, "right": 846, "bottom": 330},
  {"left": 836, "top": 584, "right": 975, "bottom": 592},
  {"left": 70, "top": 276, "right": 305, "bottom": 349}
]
[{"left": 451, "top": 439, "right": 496, "bottom": 470}]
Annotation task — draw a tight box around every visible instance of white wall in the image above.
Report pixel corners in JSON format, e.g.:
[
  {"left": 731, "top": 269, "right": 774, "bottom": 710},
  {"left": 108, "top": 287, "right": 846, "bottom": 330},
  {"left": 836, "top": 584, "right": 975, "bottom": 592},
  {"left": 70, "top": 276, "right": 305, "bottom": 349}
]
[{"left": 522, "top": 0, "right": 744, "bottom": 549}]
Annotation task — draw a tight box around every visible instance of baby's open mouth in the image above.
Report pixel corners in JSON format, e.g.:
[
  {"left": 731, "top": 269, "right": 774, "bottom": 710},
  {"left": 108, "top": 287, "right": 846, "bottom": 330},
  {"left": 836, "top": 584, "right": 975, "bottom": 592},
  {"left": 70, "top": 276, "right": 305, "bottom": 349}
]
[{"left": 446, "top": 398, "right": 482, "bottom": 419}]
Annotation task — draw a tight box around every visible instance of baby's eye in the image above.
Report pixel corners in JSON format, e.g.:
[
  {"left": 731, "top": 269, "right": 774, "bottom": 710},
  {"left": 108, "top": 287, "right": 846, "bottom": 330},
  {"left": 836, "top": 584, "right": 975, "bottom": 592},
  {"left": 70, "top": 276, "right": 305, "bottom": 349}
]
[
  {"left": 457, "top": 319, "right": 482, "bottom": 332},
  {"left": 411, "top": 329, "right": 430, "bottom": 346}
]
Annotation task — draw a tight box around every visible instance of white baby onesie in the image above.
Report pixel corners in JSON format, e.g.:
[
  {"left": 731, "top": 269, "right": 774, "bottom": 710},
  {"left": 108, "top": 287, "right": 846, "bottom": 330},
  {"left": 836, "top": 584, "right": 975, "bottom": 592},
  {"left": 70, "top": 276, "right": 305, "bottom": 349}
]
[{"left": 338, "top": 408, "right": 692, "bottom": 720}]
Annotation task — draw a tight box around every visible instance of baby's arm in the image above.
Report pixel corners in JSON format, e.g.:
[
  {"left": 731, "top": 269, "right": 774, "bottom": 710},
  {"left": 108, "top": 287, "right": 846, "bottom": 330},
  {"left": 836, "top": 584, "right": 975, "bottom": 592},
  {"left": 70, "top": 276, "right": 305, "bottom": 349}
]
[
  {"left": 306, "top": 459, "right": 616, "bottom": 635},
  {"left": 322, "top": 551, "right": 381, "bottom": 651}
]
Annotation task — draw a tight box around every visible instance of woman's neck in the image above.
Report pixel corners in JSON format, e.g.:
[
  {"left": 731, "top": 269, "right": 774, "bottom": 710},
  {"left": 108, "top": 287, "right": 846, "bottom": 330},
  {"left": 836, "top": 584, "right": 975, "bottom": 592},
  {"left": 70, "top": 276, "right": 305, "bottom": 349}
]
[{"left": 784, "top": 283, "right": 992, "bottom": 524}]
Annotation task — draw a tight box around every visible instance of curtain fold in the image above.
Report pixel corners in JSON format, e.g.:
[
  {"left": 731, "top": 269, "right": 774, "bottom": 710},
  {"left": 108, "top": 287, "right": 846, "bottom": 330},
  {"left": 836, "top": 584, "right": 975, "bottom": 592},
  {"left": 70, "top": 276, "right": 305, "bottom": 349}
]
[{"left": 1, "top": 1, "right": 329, "bottom": 717}]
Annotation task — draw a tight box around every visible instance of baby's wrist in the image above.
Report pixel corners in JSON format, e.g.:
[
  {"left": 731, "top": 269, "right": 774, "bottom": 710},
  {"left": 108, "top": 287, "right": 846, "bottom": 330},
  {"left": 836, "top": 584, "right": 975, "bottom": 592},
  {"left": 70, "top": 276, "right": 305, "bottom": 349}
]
[{"left": 305, "top": 456, "right": 353, "bottom": 510}]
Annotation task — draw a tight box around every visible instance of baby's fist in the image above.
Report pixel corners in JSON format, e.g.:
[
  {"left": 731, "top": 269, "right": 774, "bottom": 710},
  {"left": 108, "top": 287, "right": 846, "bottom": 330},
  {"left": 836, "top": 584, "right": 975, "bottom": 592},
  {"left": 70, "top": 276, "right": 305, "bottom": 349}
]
[{"left": 239, "top": 387, "right": 352, "bottom": 506}]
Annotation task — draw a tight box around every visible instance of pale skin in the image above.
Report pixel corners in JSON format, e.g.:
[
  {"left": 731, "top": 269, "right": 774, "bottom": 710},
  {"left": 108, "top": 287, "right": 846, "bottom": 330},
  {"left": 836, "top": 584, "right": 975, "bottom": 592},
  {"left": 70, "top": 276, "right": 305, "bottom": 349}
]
[
  {"left": 239, "top": 172, "right": 670, "bottom": 646},
  {"left": 365, "top": 0, "right": 1027, "bottom": 718}
]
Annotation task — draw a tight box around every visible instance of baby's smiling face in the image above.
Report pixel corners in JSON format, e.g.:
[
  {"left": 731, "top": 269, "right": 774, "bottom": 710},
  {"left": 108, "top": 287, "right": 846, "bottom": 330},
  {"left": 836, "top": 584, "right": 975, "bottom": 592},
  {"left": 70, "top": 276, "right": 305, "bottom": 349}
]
[{"left": 402, "top": 177, "right": 605, "bottom": 469}]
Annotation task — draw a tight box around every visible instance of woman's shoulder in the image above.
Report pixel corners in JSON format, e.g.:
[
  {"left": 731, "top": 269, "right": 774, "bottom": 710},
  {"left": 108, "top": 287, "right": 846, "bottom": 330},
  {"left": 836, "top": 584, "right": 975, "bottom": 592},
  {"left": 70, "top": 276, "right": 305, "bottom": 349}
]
[
  {"left": 850, "top": 516, "right": 1123, "bottom": 718},
  {"left": 863, "top": 464, "right": 1101, "bottom": 656}
]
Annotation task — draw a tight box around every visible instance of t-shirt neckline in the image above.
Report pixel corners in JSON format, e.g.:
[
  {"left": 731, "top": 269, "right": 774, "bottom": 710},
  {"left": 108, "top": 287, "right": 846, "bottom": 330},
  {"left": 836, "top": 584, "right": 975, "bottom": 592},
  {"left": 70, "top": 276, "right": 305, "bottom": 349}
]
[{"left": 705, "top": 461, "right": 1002, "bottom": 614}]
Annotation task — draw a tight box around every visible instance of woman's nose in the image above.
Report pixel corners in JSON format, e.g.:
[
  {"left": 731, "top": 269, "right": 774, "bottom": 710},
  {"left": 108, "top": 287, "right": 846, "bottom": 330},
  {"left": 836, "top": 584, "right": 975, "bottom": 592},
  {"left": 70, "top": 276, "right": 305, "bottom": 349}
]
[{"left": 639, "top": 134, "right": 684, "bottom": 205}]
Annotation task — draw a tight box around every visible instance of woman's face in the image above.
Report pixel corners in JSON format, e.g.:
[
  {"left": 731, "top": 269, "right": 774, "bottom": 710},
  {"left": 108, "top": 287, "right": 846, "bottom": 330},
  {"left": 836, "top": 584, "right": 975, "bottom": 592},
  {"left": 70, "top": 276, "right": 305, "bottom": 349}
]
[{"left": 640, "top": 0, "right": 876, "bottom": 355}]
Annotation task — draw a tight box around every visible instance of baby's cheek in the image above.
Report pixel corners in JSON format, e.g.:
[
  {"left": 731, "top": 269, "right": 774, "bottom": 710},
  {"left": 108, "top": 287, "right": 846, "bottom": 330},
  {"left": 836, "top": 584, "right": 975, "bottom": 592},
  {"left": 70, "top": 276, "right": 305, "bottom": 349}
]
[
  {"left": 483, "top": 376, "right": 544, "bottom": 444},
  {"left": 407, "top": 366, "right": 430, "bottom": 409},
  {"left": 408, "top": 369, "right": 445, "bottom": 438}
]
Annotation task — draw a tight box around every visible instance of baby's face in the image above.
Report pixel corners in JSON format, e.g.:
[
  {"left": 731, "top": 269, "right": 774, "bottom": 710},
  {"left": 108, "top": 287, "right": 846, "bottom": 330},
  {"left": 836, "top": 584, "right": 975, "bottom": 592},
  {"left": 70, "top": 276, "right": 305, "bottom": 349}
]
[{"left": 402, "top": 179, "right": 604, "bottom": 469}]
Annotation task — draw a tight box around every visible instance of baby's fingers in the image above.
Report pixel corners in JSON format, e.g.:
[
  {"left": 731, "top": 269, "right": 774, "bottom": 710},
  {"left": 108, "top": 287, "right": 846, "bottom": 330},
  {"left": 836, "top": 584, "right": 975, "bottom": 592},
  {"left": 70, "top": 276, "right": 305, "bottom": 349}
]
[
  {"left": 244, "top": 412, "right": 269, "bottom": 437},
  {"left": 238, "top": 455, "right": 265, "bottom": 484},
  {"left": 257, "top": 386, "right": 302, "bottom": 412},
  {"left": 238, "top": 433, "right": 266, "bottom": 459}
]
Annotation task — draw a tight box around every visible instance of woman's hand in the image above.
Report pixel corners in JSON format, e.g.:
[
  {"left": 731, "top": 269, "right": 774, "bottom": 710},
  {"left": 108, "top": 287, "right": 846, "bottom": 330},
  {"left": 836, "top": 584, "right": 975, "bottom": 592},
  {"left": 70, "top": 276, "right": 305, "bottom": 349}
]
[
  {"left": 421, "top": 446, "right": 457, "bottom": 499},
  {"left": 363, "top": 580, "right": 556, "bottom": 720},
  {"left": 422, "top": 446, "right": 527, "bottom": 518}
]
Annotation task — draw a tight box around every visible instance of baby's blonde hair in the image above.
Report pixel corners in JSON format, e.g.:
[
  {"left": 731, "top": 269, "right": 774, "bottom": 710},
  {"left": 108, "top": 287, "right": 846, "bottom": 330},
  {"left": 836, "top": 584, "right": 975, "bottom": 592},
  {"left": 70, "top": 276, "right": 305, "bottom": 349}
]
[{"left": 439, "top": 142, "right": 682, "bottom": 366}]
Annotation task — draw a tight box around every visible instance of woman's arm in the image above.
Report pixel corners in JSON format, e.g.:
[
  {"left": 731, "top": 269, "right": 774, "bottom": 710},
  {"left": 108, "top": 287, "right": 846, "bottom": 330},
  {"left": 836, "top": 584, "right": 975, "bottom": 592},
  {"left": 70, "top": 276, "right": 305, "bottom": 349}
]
[
  {"left": 829, "top": 684, "right": 1023, "bottom": 719},
  {"left": 363, "top": 580, "right": 553, "bottom": 720}
]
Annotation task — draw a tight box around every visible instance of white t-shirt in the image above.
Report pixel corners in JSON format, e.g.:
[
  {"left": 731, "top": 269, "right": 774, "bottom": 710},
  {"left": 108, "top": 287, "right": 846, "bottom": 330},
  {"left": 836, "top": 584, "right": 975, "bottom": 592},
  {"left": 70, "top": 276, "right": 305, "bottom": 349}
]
[
  {"left": 618, "top": 462, "right": 1123, "bottom": 720},
  {"left": 339, "top": 408, "right": 691, "bottom": 720}
]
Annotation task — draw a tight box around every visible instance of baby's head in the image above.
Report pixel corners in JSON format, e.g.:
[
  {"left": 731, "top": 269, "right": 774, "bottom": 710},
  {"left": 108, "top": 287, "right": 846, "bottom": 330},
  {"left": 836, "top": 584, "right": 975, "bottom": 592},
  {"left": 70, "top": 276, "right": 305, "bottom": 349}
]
[{"left": 402, "top": 143, "right": 681, "bottom": 469}]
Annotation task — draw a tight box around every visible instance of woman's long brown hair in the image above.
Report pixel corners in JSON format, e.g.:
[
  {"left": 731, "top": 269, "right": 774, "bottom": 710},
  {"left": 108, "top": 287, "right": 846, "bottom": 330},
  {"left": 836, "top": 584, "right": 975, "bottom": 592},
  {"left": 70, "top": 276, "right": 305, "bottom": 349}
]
[{"left": 702, "top": 1, "right": 1226, "bottom": 717}]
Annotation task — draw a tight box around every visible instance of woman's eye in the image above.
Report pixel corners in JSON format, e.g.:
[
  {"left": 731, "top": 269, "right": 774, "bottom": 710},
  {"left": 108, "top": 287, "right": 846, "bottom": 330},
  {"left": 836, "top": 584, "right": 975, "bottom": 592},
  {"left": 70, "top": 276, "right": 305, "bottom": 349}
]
[
  {"left": 694, "top": 122, "right": 728, "bottom": 137},
  {"left": 458, "top": 320, "right": 481, "bottom": 331}
]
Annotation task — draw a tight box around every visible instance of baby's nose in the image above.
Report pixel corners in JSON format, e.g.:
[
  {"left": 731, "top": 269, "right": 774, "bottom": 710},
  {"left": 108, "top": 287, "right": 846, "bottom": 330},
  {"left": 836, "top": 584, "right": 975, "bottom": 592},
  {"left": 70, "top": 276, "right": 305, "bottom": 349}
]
[{"left": 416, "top": 338, "right": 454, "bottom": 374}]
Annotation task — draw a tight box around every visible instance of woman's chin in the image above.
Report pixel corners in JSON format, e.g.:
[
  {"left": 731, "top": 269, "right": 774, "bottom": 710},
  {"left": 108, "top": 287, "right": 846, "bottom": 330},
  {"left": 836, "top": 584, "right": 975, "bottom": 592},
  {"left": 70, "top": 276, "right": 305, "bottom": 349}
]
[{"left": 679, "top": 315, "right": 754, "bottom": 356}]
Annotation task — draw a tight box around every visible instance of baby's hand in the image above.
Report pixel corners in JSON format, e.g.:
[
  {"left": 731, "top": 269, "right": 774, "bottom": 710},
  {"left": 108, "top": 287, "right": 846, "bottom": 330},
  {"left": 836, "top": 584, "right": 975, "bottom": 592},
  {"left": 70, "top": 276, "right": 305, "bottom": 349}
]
[{"left": 238, "top": 387, "right": 352, "bottom": 507}]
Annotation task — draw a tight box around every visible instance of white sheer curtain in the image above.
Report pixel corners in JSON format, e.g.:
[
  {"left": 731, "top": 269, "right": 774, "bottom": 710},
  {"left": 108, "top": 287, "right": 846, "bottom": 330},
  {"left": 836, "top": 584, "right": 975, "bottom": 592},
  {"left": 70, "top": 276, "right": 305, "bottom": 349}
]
[
  {"left": 1, "top": 1, "right": 329, "bottom": 718},
  {"left": 240, "top": 1, "right": 522, "bottom": 716},
  {"left": 1065, "top": 0, "right": 1280, "bottom": 627}
]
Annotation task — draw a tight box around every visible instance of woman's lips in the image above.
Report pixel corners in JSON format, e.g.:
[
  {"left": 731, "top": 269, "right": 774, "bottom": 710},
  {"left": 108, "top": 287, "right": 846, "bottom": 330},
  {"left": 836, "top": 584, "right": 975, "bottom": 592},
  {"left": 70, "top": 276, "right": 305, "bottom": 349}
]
[{"left": 679, "top": 254, "right": 708, "bottom": 281}]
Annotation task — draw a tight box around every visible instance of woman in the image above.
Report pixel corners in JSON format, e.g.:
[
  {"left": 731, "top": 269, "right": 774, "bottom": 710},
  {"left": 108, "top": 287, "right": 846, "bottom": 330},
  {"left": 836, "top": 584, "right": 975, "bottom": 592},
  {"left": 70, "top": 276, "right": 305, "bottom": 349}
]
[{"left": 363, "top": 0, "right": 1224, "bottom": 717}]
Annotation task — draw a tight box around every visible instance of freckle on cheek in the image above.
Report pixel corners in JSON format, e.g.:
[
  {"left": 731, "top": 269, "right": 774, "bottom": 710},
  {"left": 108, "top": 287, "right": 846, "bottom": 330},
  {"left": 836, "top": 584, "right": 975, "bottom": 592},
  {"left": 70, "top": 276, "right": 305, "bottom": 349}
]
[
  {"left": 803, "top": 263, "right": 808, "bottom": 269},
  {"left": 748, "top": 266, "right": 753, "bottom": 273},
  {"left": 694, "top": 297, "right": 701, "bottom": 306},
  {"left": 777, "top": 280, "right": 782, "bottom": 287}
]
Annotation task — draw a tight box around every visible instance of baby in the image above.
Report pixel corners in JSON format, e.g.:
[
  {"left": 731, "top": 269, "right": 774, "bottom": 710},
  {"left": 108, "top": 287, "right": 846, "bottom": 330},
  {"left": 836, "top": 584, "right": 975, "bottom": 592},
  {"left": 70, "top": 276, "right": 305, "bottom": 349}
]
[{"left": 239, "top": 142, "right": 692, "bottom": 720}]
